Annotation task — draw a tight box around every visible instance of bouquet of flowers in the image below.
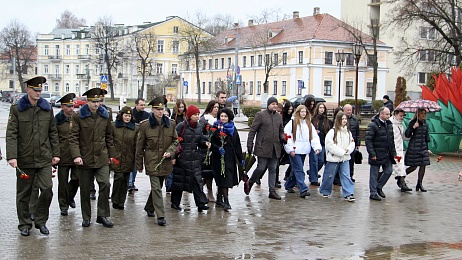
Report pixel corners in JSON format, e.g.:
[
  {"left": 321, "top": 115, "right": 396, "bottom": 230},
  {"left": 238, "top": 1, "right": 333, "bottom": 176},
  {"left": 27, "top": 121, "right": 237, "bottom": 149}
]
[
  {"left": 154, "top": 137, "right": 183, "bottom": 170},
  {"left": 17, "top": 167, "right": 29, "bottom": 180},
  {"left": 430, "top": 153, "right": 443, "bottom": 163},
  {"left": 394, "top": 155, "right": 402, "bottom": 163},
  {"left": 219, "top": 131, "right": 227, "bottom": 177},
  {"left": 204, "top": 124, "right": 217, "bottom": 165}
]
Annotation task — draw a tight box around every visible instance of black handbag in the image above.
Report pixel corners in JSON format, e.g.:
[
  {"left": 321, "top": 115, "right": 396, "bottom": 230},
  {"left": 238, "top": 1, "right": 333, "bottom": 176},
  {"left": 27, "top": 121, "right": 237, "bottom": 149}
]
[{"left": 354, "top": 150, "right": 363, "bottom": 164}]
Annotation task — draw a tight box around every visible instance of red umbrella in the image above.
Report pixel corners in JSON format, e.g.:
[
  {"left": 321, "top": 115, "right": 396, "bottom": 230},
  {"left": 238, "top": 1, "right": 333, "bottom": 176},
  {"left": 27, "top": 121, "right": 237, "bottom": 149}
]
[{"left": 395, "top": 99, "right": 442, "bottom": 113}]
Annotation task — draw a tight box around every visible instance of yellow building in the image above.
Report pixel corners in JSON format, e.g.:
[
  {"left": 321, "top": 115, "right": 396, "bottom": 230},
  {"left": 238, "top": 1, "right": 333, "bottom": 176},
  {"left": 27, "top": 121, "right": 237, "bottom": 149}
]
[
  {"left": 35, "top": 16, "right": 207, "bottom": 99},
  {"left": 180, "top": 9, "right": 392, "bottom": 107}
]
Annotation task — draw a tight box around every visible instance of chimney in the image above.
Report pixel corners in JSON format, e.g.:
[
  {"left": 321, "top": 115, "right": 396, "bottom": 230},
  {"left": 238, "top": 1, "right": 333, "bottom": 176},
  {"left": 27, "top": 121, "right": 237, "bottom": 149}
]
[
  {"left": 293, "top": 11, "right": 300, "bottom": 19},
  {"left": 248, "top": 19, "right": 254, "bottom": 26},
  {"left": 313, "top": 7, "right": 320, "bottom": 16}
]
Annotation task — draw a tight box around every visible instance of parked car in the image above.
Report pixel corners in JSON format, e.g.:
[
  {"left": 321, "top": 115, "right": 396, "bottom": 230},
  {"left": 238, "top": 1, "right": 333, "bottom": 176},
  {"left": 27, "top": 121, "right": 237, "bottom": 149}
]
[
  {"left": 290, "top": 95, "right": 327, "bottom": 110},
  {"left": 51, "top": 95, "right": 62, "bottom": 107},
  {"left": 360, "top": 101, "right": 372, "bottom": 110},
  {"left": 73, "top": 97, "right": 87, "bottom": 108},
  {"left": 41, "top": 92, "right": 52, "bottom": 104}
]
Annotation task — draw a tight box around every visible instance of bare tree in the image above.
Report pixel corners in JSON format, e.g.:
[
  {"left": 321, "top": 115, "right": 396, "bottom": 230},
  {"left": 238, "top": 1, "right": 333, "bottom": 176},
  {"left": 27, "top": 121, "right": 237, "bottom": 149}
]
[
  {"left": 131, "top": 31, "right": 157, "bottom": 97},
  {"left": 180, "top": 11, "right": 215, "bottom": 104},
  {"left": 0, "top": 20, "right": 35, "bottom": 92},
  {"left": 56, "top": 10, "right": 86, "bottom": 29},
  {"left": 146, "top": 74, "right": 178, "bottom": 101},
  {"left": 247, "top": 8, "right": 290, "bottom": 25},
  {"left": 386, "top": 0, "right": 462, "bottom": 75},
  {"left": 91, "top": 16, "right": 125, "bottom": 100},
  {"left": 205, "top": 14, "right": 235, "bottom": 36}
]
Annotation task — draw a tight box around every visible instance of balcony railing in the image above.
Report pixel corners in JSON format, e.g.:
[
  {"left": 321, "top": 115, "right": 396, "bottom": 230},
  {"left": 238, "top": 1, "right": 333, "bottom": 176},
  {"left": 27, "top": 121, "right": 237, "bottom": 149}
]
[
  {"left": 76, "top": 74, "right": 88, "bottom": 79},
  {"left": 48, "top": 74, "right": 62, "bottom": 79},
  {"left": 48, "top": 55, "right": 61, "bottom": 60},
  {"left": 78, "top": 55, "right": 91, "bottom": 60},
  {"left": 371, "top": 0, "right": 381, "bottom": 3}
]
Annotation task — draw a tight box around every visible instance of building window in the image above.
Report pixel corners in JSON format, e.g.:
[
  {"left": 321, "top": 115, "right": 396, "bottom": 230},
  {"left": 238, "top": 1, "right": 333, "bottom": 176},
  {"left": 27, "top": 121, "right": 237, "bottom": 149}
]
[
  {"left": 282, "top": 52, "right": 287, "bottom": 65},
  {"left": 243, "top": 56, "right": 246, "bottom": 68},
  {"left": 65, "top": 83, "right": 70, "bottom": 92},
  {"left": 282, "top": 81, "right": 287, "bottom": 95},
  {"left": 44, "top": 45, "right": 49, "bottom": 55},
  {"left": 65, "top": 64, "right": 70, "bottom": 74},
  {"left": 208, "top": 82, "right": 212, "bottom": 94},
  {"left": 202, "top": 60, "right": 206, "bottom": 70},
  {"left": 214, "top": 59, "right": 218, "bottom": 69},
  {"left": 75, "top": 65, "right": 80, "bottom": 74},
  {"left": 250, "top": 56, "right": 254, "bottom": 67},
  {"left": 346, "top": 81, "right": 353, "bottom": 96},
  {"left": 75, "top": 45, "right": 80, "bottom": 55},
  {"left": 95, "top": 47, "right": 100, "bottom": 54},
  {"left": 44, "top": 65, "right": 49, "bottom": 74},
  {"left": 173, "top": 26, "right": 179, "bottom": 34},
  {"left": 208, "top": 59, "right": 212, "bottom": 69},
  {"left": 202, "top": 82, "right": 205, "bottom": 94},
  {"left": 55, "top": 45, "right": 60, "bottom": 56},
  {"left": 43, "top": 83, "right": 48, "bottom": 91},
  {"left": 418, "top": 72, "right": 429, "bottom": 84},
  {"left": 258, "top": 55, "right": 262, "bottom": 66},
  {"left": 9, "top": 80, "right": 13, "bottom": 88},
  {"left": 85, "top": 44, "right": 90, "bottom": 55},
  {"left": 54, "top": 83, "right": 59, "bottom": 92},
  {"left": 265, "top": 54, "right": 270, "bottom": 66},
  {"left": 55, "top": 65, "right": 60, "bottom": 76},
  {"left": 172, "top": 41, "right": 179, "bottom": 53},
  {"left": 273, "top": 53, "right": 278, "bottom": 65},
  {"left": 228, "top": 57, "right": 231, "bottom": 68},
  {"left": 273, "top": 81, "right": 278, "bottom": 95},
  {"left": 66, "top": 45, "right": 70, "bottom": 55},
  {"left": 325, "top": 51, "right": 333, "bottom": 64},
  {"left": 157, "top": 40, "right": 164, "bottom": 53},
  {"left": 156, "top": 63, "right": 163, "bottom": 74},
  {"left": 420, "top": 27, "right": 436, "bottom": 39},
  {"left": 346, "top": 53, "right": 354, "bottom": 66},
  {"left": 298, "top": 51, "right": 303, "bottom": 64},
  {"left": 323, "top": 80, "right": 332, "bottom": 96},
  {"left": 249, "top": 81, "right": 253, "bottom": 95},
  {"left": 367, "top": 54, "right": 376, "bottom": 66},
  {"left": 366, "top": 82, "right": 373, "bottom": 97},
  {"left": 185, "top": 61, "right": 189, "bottom": 71},
  {"left": 171, "top": 64, "right": 178, "bottom": 74},
  {"left": 221, "top": 58, "right": 224, "bottom": 69},
  {"left": 257, "top": 81, "right": 261, "bottom": 95}
]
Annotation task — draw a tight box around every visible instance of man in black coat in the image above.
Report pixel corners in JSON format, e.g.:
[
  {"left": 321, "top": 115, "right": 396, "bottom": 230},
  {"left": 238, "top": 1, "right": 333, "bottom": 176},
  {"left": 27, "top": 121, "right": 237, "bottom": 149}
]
[
  {"left": 383, "top": 95, "right": 394, "bottom": 113},
  {"left": 365, "top": 107, "right": 397, "bottom": 201}
]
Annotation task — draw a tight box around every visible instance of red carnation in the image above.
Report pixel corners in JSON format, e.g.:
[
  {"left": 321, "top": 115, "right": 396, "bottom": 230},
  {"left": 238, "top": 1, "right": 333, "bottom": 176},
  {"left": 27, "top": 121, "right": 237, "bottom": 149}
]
[
  {"left": 177, "top": 137, "right": 184, "bottom": 142},
  {"left": 111, "top": 158, "right": 120, "bottom": 165},
  {"left": 394, "top": 155, "right": 402, "bottom": 163}
]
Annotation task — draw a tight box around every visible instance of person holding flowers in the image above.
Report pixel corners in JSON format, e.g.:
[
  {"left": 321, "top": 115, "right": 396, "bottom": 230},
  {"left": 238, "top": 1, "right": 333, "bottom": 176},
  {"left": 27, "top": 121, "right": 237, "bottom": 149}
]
[
  {"left": 404, "top": 108, "right": 431, "bottom": 192},
  {"left": 210, "top": 108, "right": 243, "bottom": 210},
  {"left": 170, "top": 105, "right": 210, "bottom": 213},
  {"left": 136, "top": 97, "right": 177, "bottom": 226},
  {"left": 391, "top": 108, "right": 412, "bottom": 192},
  {"left": 6, "top": 76, "right": 60, "bottom": 236},
  {"left": 283, "top": 105, "right": 322, "bottom": 198}
]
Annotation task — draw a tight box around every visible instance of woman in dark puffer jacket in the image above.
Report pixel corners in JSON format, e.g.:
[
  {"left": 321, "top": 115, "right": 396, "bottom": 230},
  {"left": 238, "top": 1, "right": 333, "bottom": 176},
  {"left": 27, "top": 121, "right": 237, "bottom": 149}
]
[{"left": 404, "top": 108, "right": 431, "bottom": 192}]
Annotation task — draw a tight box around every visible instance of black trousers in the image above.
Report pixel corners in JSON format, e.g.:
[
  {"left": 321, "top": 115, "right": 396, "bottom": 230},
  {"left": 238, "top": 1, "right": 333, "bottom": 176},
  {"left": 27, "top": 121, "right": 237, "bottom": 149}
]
[{"left": 170, "top": 177, "right": 207, "bottom": 208}]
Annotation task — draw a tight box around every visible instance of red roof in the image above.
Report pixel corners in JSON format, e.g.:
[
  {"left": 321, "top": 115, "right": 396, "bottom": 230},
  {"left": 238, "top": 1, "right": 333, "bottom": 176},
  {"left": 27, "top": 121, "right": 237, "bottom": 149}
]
[{"left": 213, "top": 14, "right": 381, "bottom": 50}]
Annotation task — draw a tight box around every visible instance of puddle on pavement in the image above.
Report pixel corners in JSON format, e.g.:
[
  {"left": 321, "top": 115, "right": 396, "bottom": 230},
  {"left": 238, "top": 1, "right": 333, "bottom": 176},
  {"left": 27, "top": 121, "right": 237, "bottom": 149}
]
[{"left": 361, "top": 241, "right": 462, "bottom": 259}]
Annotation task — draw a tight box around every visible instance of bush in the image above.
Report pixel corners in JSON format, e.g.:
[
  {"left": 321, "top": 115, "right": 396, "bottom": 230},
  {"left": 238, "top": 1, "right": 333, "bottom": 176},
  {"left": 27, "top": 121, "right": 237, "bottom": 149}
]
[
  {"left": 340, "top": 99, "right": 367, "bottom": 107},
  {"left": 242, "top": 106, "right": 261, "bottom": 118},
  {"left": 248, "top": 117, "right": 255, "bottom": 127},
  {"left": 372, "top": 100, "right": 383, "bottom": 111}
]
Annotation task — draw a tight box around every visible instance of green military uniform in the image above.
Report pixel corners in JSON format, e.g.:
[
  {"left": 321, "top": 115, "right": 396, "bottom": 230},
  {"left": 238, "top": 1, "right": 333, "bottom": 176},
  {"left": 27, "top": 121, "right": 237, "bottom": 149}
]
[
  {"left": 6, "top": 76, "right": 60, "bottom": 235},
  {"left": 110, "top": 106, "right": 139, "bottom": 209},
  {"left": 55, "top": 93, "right": 80, "bottom": 214},
  {"left": 136, "top": 97, "right": 177, "bottom": 225},
  {"left": 68, "top": 88, "right": 115, "bottom": 226}
]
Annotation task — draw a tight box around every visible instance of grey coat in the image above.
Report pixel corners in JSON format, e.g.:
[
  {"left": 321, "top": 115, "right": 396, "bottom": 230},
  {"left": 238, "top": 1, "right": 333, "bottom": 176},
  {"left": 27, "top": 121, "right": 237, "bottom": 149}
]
[{"left": 247, "top": 109, "right": 285, "bottom": 158}]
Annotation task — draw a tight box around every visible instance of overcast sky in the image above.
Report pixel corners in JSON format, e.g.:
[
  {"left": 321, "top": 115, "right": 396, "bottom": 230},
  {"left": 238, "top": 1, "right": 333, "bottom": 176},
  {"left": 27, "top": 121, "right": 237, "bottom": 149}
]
[{"left": 1, "top": 0, "right": 341, "bottom": 35}]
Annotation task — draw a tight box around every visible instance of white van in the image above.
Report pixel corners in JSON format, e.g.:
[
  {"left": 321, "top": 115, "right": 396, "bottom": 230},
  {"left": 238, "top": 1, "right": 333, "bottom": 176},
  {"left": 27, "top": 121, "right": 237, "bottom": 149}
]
[{"left": 41, "top": 92, "right": 52, "bottom": 104}]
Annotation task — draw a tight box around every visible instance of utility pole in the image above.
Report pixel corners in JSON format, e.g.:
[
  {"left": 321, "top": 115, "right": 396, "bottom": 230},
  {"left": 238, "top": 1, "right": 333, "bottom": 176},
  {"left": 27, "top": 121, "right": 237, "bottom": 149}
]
[
  {"left": 12, "top": 57, "right": 17, "bottom": 103},
  {"left": 234, "top": 23, "right": 240, "bottom": 116}
]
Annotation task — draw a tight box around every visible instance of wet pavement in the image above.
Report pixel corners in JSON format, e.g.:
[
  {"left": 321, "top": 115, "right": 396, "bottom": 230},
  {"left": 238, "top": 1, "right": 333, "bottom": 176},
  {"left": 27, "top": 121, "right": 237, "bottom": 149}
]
[{"left": 1, "top": 101, "right": 462, "bottom": 259}]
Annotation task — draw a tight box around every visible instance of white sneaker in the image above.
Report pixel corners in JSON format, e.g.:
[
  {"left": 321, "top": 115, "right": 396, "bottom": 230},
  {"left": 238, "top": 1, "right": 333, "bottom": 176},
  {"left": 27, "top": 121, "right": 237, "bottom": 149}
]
[{"left": 345, "top": 195, "right": 355, "bottom": 202}]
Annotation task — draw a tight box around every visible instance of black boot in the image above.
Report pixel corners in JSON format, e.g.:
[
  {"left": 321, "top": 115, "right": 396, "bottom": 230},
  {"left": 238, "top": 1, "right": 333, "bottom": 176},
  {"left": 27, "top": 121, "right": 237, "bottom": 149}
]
[
  {"left": 395, "top": 176, "right": 402, "bottom": 188},
  {"left": 216, "top": 192, "right": 224, "bottom": 208},
  {"left": 416, "top": 182, "right": 427, "bottom": 192},
  {"left": 223, "top": 198, "right": 231, "bottom": 211},
  {"left": 400, "top": 177, "right": 412, "bottom": 192}
]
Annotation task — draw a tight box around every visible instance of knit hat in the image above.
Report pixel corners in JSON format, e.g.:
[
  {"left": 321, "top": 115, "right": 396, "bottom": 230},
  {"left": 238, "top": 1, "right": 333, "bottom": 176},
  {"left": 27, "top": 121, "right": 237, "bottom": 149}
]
[
  {"left": 267, "top": 96, "right": 278, "bottom": 107},
  {"left": 383, "top": 95, "right": 390, "bottom": 100},
  {"left": 186, "top": 105, "right": 200, "bottom": 118}
]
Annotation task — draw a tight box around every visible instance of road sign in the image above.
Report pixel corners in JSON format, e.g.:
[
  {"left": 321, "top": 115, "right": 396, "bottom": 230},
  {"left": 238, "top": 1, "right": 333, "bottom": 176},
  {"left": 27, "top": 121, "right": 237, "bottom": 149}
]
[
  {"left": 298, "top": 80, "right": 305, "bottom": 89},
  {"left": 101, "top": 83, "right": 107, "bottom": 90},
  {"left": 183, "top": 81, "right": 188, "bottom": 86},
  {"left": 236, "top": 66, "right": 240, "bottom": 75},
  {"left": 101, "top": 75, "right": 108, "bottom": 82},
  {"left": 236, "top": 75, "right": 241, "bottom": 85}
]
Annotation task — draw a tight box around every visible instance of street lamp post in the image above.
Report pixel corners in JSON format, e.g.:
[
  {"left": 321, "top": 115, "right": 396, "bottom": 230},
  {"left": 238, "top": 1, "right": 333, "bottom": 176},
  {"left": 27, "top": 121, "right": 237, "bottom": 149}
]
[
  {"left": 352, "top": 43, "right": 363, "bottom": 116},
  {"left": 335, "top": 50, "right": 345, "bottom": 107}
]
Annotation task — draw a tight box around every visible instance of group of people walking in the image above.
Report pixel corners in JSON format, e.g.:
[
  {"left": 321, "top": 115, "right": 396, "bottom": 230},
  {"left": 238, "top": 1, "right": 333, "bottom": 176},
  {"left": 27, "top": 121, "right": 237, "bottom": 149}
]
[{"left": 5, "top": 76, "right": 433, "bottom": 237}]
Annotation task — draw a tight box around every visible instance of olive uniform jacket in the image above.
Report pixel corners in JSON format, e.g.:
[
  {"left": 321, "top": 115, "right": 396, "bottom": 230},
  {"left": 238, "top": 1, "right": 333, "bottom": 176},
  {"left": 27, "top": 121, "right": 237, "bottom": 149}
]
[
  {"left": 6, "top": 95, "right": 60, "bottom": 168},
  {"left": 55, "top": 110, "right": 75, "bottom": 166},
  {"left": 68, "top": 104, "right": 116, "bottom": 168},
  {"left": 110, "top": 120, "right": 139, "bottom": 173},
  {"left": 136, "top": 114, "right": 178, "bottom": 176}
]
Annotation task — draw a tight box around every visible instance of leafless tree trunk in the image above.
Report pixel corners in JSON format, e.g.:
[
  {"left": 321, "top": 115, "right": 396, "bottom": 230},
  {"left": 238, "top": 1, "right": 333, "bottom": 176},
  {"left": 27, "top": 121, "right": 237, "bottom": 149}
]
[{"left": 131, "top": 31, "right": 157, "bottom": 97}]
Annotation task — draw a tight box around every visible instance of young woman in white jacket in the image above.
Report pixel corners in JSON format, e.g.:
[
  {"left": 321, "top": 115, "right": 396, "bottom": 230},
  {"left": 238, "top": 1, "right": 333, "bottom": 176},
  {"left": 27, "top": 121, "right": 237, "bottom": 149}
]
[
  {"left": 284, "top": 105, "right": 322, "bottom": 198},
  {"left": 391, "top": 108, "right": 412, "bottom": 192},
  {"left": 319, "top": 111, "right": 356, "bottom": 202}
]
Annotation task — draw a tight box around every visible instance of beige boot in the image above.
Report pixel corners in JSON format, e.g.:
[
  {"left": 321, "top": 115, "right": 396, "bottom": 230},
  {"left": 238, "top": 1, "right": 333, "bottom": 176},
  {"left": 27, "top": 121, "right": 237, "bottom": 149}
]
[{"left": 207, "top": 189, "right": 216, "bottom": 202}]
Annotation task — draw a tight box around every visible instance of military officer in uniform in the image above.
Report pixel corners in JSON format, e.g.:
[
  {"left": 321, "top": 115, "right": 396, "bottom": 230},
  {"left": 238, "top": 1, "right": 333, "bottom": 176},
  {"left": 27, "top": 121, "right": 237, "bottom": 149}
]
[
  {"left": 69, "top": 88, "right": 116, "bottom": 228},
  {"left": 6, "top": 76, "right": 60, "bottom": 236},
  {"left": 55, "top": 93, "right": 80, "bottom": 216},
  {"left": 137, "top": 97, "right": 178, "bottom": 226}
]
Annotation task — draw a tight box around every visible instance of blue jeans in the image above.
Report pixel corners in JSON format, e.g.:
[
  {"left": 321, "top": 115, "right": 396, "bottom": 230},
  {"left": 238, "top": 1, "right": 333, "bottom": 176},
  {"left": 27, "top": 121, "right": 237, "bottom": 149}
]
[
  {"left": 320, "top": 161, "right": 355, "bottom": 197},
  {"left": 285, "top": 154, "right": 309, "bottom": 194},
  {"left": 128, "top": 165, "right": 137, "bottom": 187},
  {"left": 165, "top": 173, "right": 173, "bottom": 190},
  {"left": 369, "top": 162, "right": 392, "bottom": 195},
  {"left": 308, "top": 146, "right": 325, "bottom": 182}
]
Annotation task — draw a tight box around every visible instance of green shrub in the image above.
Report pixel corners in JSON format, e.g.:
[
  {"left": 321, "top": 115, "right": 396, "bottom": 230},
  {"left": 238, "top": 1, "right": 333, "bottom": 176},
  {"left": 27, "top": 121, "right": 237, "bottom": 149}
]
[
  {"left": 340, "top": 99, "right": 367, "bottom": 107},
  {"left": 242, "top": 106, "right": 261, "bottom": 118},
  {"left": 372, "top": 100, "right": 383, "bottom": 111},
  {"left": 248, "top": 117, "right": 255, "bottom": 127}
]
